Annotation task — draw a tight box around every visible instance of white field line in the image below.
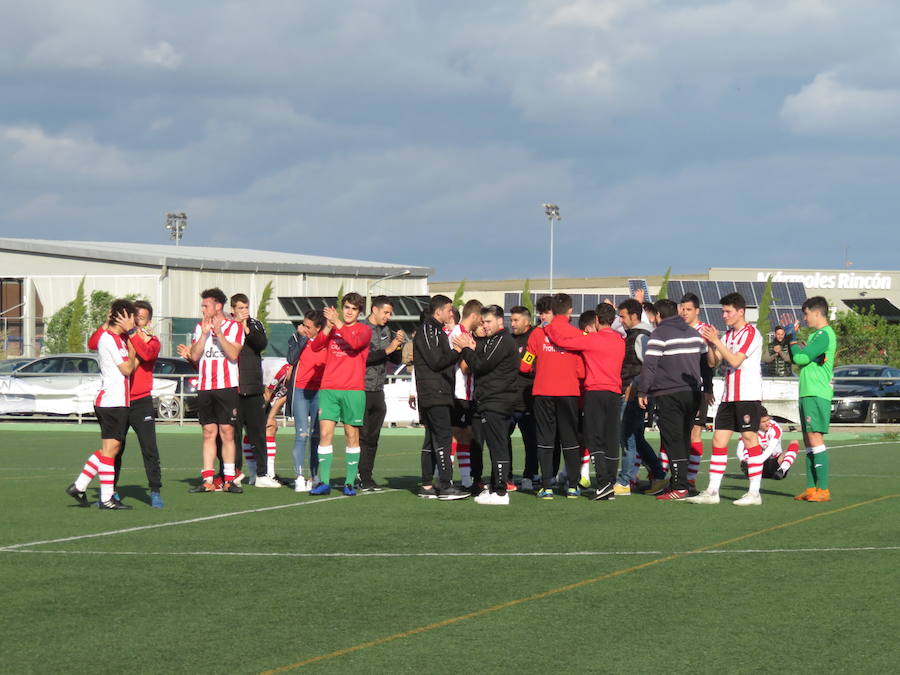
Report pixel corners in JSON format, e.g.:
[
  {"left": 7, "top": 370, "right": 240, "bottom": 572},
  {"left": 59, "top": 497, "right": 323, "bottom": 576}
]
[
  {"left": 3, "top": 546, "right": 898, "bottom": 559},
  {"left": 0, "top": 489, "right": 398, "bottom": 552}
]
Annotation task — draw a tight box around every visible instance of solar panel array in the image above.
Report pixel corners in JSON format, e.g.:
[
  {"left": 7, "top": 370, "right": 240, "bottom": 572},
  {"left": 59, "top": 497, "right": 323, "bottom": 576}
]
[
  {"left": 503, "top": 292, "right": 632, "bottom": 314},
  {"left": 666, "top": 280, "right": 808, "bottom": 331},
  {"left": 278, "top": 295, "right": 431, "bottom": 335}
]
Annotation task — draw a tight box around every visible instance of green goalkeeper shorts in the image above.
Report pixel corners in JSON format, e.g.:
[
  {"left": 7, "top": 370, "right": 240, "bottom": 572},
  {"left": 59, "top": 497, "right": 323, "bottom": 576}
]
[
  {"left": 319, "top": 389, "right": 365, "bottom": 427},
  {"left": 800, "top": 396, "right": 830, "bottom": 434}
]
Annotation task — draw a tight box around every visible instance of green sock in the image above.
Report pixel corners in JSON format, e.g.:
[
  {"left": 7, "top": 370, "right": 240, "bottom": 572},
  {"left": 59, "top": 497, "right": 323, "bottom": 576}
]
[
  {"left": 345, "top": 447, "right": 360, "bottom": 486},
  {"left": 317, "top": 446, "right": 333, "bottom": 484},
  {"left": 805, "top": 451, "right": 817, "bottom": 488},
  {"left": 812, "top": 447, "right": 829, "bottom": 490}
]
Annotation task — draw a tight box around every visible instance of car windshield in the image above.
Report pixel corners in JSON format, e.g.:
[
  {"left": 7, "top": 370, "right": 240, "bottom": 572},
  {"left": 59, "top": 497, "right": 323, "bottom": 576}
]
[{"left": 834, "top": 367, "right": 884, "bottom": 380}]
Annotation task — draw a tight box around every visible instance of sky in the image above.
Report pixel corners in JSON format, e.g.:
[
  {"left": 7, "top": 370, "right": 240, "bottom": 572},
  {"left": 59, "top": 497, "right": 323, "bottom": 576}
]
[{"left": 1, "top": 0, "right": 899, "bottom": 281}]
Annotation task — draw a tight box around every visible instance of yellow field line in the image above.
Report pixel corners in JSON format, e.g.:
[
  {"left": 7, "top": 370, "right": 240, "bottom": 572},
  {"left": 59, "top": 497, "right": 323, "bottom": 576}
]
[{"left": 260, "top": 494, "right": 899, "bottom": 674}]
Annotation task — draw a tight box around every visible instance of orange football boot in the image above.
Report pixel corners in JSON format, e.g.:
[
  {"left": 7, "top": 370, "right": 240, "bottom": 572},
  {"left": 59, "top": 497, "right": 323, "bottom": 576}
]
[
  {"left": 794, "top": 487, "right": 818, "bottom": 501},
  {"left": 806, "top": 488, "right": 831, "bottom": 502}
]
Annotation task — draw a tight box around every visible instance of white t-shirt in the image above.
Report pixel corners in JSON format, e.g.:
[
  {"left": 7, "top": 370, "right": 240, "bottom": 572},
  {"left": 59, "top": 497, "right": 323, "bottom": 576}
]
[
  {"left": 721, "top": 323, "right": 762, "bottom": 402},
  {"left": 449, "top": 324, "right": 474, "bottom": 401},
  {"left": 192, "top": 319, "right": 245, "bottom": 391},
  {"left": 95, "top": 330, "right": 130, "bottom": 407}
]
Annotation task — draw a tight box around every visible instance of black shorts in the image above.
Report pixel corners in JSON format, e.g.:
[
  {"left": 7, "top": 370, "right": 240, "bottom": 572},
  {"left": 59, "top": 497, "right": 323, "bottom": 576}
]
[
  {"left": 451, "top": 398, "right": 473, "bottom": 428},
  {"left": 95, "top": 406, "right": 129, "bottom": 441},
  {"left": 693, "top": 397, "right": 709, "bottom": 427},
  {"left": 714, "top": 401, "right": 763, "bottom": 433},
  {"left": 198, "top": 388, "right": 240, "bottom": 426}
]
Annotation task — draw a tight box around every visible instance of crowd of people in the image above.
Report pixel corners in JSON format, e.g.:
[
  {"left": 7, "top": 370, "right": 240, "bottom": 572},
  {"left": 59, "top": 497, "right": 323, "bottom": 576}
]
[{"left": 65, "top": 285, "right": 837, "bottom": 509}]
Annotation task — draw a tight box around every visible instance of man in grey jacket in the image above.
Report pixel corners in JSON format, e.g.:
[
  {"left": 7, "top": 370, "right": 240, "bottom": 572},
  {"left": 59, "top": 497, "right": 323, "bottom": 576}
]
[
  {"left": 637, "top": 299, "right": 708, "bottom": 500},
  {"left": 357, "top": 295, "right": 405, "bottom": 491}
]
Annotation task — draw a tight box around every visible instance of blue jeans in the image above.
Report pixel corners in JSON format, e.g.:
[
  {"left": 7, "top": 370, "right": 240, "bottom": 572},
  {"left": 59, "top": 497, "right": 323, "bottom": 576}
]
[
  {"left": 618, "top": 397, "right": 665, "bottom": 484},
  {"left": 292, "top": 387, "right": 320, "bottom": 477}
]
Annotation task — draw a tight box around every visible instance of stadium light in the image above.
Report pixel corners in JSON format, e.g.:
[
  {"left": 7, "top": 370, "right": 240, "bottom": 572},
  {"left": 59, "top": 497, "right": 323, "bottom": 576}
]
[
  {"left": 367, "top": 269, "right": 411, "bottom": 307},
  {"left": 543, "top": 204, "right": 560, "bottom": 292},
  {"left": 165, "top": 212, "right": 187, "bottom": 246}
]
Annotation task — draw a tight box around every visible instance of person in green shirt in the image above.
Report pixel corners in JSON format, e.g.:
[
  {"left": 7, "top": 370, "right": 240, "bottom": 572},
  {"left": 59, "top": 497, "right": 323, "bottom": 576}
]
[{"left": 788, "top": 296, "right": 837, "bottom": 502}]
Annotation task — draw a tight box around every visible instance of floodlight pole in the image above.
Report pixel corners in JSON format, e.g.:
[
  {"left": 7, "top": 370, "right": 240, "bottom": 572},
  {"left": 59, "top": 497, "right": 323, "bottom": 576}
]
[
  {"left": 543, "top": 204, "right": 560, "bottom": 292},
  {"left": 165, "top": 212, "right": 187, "bottom": 246},
  {"left": 366, "top": 269, "right": 411, "bottom": 309}
]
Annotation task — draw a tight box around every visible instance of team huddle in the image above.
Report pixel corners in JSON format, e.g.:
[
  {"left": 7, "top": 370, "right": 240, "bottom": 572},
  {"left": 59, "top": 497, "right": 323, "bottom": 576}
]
[{"left": 65, "top": 286, "right": 837, "bottom": 509}]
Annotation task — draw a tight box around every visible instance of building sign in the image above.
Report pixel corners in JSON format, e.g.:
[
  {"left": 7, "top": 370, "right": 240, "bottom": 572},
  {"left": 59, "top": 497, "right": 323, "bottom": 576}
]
[{"left": 756, "top": 271, "right": 893, "bottom": 291}]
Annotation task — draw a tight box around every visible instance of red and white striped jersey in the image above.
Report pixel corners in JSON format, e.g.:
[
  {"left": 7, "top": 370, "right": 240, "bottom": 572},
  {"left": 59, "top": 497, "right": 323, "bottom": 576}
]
[
  {"left": 692, "top": 321, "right": 712, "bottom": 338},
  {"left": 267, "top": 363, "right": 292, "bottom": 399},
  {"left": 95, "top": 330, "right": 130, "bottom": 407},
  {"left": 192, "top": 319, "right": 245, "bottom": 391},
  {"left": 450, "top": 324, "right": 474, "bottom": 401},
  {"left": 736, "top": 420, "right": 782, "bottom": 460},
  {"left": 721, "top": 323, "right": 762, "bottom": 402}
]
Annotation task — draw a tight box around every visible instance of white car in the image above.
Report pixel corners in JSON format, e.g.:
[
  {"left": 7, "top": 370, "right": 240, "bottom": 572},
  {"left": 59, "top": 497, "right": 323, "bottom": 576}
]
[{"left": 0, "top": 353, "right": 177, "bottom": 416}]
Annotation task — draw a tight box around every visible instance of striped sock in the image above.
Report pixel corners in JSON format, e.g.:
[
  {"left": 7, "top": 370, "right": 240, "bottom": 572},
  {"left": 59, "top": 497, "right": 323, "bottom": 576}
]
[
  {"left": 74, "top": 450, "right": 103, "bottom": 492},
  {"left": 345, "top": 447, "right": 360, "bottom": 486},
  {"left": 688, "top": 441, "right": 704, "bottom": 482},
  {"left": 266, "top": 436, "right": 277, "bottom": 476},
  {"left": 457, "top": 443, "right": 471, "bottom": 484},
  {"left": 581, "top": 448, "right": 590, "bottom": 479},
  {"left": 99, "top": 455, "right": 115, "bottom": 502},
  {"left": 780, "top": 441, "right": 800, "bottom": 473},
  {"left": 242, "top": 436, "right": 256, "bottom": 476},
  {"left": 223, "top": 463, "right": 235, "bottom": 482},
  {"left": 201, "top": 469, "right": 215, "bottom": 484},
  {"left": 746, "top": 445, "right": 763, "bottom": 494},
  {"left": 707, "top": 446, "right": 728, "bottom": 493},
  {"left": 660, "top": 447, "right": 669, "bottom": 472}
]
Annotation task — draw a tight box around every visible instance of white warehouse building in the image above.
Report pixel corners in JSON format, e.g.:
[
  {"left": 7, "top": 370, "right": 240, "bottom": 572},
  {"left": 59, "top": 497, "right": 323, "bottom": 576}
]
[{"left": 0, "top": 238, "right": 432, "bottom": 358}]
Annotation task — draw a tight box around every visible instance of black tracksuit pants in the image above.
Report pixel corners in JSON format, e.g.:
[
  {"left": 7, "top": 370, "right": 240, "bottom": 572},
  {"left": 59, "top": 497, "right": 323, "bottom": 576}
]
[
  {"left": 359, "top": 390, "right": 387, "bottom": 483},
  {"left": 533, "top": 395, "right": 581, "bottom": 489},
  {"left": 508, "top": 408, "right": 538, "bottom": 480},
  {"left": 421, "top": 404, "right": 454, "bottom": 489},
  {"left": 583, "top": 390, "right": 622, "bottom": 488},
  {"left": 114, "top": 396, "right": 162, "bottom": 491},
  {"left": 480, "top": 410, "right": 512, "bottom": 495},
  {"left": 218, "top": 393, "right": 268, "bottom": 475},
  {"left": 655, "top": 390, "right": 700, "bottom": 492},
  {"left": 470, "top": 410, "right": 484, "bottom": 483}
]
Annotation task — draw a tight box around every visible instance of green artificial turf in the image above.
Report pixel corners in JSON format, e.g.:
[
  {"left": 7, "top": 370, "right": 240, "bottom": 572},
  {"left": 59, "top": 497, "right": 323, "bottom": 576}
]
[{"left": 1, "top": 425, "right": 898, "bottom": 674}]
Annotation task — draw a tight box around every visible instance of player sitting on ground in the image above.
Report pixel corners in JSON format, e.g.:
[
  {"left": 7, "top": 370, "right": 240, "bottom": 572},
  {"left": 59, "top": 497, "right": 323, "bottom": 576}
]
[{"left": 735, "top": 408, "right": 800, "bottom": 481}]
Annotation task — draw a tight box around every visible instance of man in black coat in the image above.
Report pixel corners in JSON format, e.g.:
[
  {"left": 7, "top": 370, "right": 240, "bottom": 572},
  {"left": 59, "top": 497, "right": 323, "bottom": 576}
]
[
  {"left": 413, "top": 295, "right": 469, "bottom": 500},
  {"left": 454, "top": 305, "right": 519, "bottom": 506}
]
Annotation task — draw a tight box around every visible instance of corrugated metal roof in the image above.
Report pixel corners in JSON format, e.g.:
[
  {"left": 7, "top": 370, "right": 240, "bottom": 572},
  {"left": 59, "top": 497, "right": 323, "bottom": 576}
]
[{"left": 0, "top": 238, "right": 432, "bottom": 277}]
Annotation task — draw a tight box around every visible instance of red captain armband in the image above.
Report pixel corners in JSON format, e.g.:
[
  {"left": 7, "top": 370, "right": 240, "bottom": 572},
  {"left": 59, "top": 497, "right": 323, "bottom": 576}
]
[{"left": 522, "top": 351, "right": 535, "bottom": 365}]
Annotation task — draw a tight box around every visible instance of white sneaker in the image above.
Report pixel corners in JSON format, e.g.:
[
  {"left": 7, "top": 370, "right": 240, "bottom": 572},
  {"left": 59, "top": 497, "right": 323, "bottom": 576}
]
[
  {"left": 473, "top": 489, "right": 491, "bottom": 503},
  {"left": 520, "top": 477, "right": 533, "bottom": 491},
  {"left": 254, "top": 475, "right": 282, "bottom": 488},
  {"left": 475, "top": 491, "right": 509, "bottom": 506},
  {"left": 733, "top": 492, "right": 762, "bottom": 506},
  {"left": 685, "top": 490, "right": 720, "bottom": 504},
  {"left": 294, "top": 476, "right": 309, "bottom": 493}
]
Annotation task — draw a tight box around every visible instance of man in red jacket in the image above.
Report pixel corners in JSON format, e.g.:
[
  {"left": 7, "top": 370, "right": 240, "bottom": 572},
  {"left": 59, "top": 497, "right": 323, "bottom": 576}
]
[
  {"left": 86, "top": 300, "right": 164, "bottom": 508},
  {"left": 520, "top": 293, "right": 585, "bottom": 499},
  {"left": 308, "top": 292, "right": 372, "bottom": 496},
  {"left": 545, "top": 302, "right": 625, "bottom": 500}
]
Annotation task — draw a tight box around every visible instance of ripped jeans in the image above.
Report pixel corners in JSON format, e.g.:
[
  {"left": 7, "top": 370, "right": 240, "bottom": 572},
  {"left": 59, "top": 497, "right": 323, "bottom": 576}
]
[{"left": 291, "top": 387, "right": 320, "bottom": 477}]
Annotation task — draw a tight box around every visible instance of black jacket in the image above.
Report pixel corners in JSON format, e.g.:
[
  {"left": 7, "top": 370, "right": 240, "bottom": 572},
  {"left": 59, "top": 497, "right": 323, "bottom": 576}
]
[
  {"left": 511, "top": 328, "right": 534, "bottom": 412},
  {"left": 237, "top": 318, "right": 268, "bottom": 396},
  {"left": 460, "top": 328, "right": 519, "bottom": 416},
  {"left": 637, "top": 315, "right": 707, "bottom": 397},
  {"left": 364, "top": 320, "right": 401, "bottom": 392},
  {"left": 413, "top": 317, "right": 459, "bottom": 408}
]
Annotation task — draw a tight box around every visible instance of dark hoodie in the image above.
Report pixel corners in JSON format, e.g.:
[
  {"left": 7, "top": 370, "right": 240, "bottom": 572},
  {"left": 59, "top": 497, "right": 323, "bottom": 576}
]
[{"left": 637, "top": 315, "right": 708, "bottom": 397}]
